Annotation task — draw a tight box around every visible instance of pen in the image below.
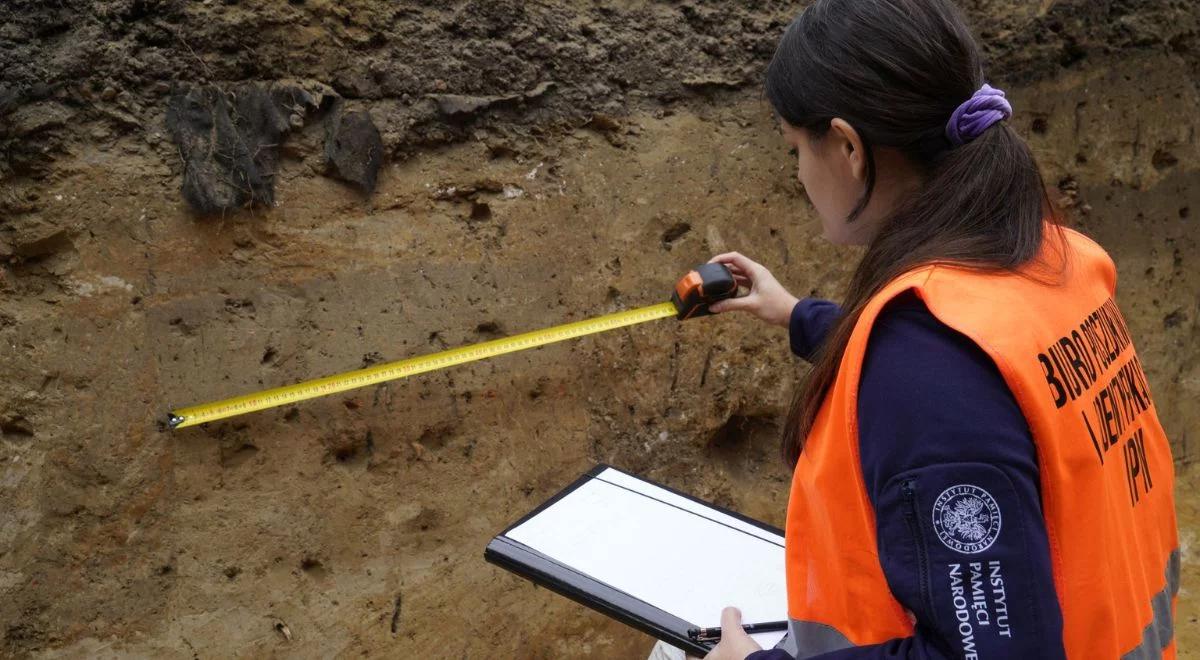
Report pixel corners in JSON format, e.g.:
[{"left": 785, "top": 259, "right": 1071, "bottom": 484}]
[{"left": 687, "top": 620, "right": 789, "bottom": 641}]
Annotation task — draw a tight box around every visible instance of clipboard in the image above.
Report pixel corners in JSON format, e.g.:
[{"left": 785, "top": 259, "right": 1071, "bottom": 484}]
[{"left": 484, "top": 464, "right": 788, "bottom": 656}]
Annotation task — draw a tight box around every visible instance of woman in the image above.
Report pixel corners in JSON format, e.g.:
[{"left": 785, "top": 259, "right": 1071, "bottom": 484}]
[{"left": 654, "top": 0, "right": 1179, "bottom": 658}]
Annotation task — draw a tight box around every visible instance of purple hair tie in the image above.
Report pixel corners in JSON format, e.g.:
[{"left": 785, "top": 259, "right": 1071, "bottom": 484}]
[{"left": 945, "top": 83, "right": 1012, "bottom": 146}]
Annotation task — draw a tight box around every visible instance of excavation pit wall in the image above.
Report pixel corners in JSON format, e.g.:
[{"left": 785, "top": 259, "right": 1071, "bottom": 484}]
[{"left": 3, "top": 8, "right": 1200, "bottom": 660}]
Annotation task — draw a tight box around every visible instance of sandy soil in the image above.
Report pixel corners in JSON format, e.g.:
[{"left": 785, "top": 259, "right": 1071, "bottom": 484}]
[{"left": 2, "top": 1, "right": 1199, "bottom": 658}]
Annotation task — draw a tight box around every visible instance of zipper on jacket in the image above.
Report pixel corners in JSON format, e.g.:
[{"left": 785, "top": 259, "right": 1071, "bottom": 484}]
[{"left": 901, "top": 479, "right": 936, "bottom": 616}]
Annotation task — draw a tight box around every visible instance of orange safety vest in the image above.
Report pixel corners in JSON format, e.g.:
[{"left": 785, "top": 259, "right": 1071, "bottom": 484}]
[{"left": 779, "top": 226, "right": 1179, "bottom": 658}]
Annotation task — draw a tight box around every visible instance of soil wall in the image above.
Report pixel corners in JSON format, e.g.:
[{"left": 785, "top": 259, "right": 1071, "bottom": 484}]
[{"left": 2, "top": 1, "right": 1199, "bottom": 657}]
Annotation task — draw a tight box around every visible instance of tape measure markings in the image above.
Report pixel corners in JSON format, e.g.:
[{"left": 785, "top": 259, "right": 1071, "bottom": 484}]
[{"left": 168, "top": 301, "right": 678, "bottom": 429}]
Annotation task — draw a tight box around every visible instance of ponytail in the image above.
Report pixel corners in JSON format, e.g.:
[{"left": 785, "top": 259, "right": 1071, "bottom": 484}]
[{"left": 765, "top": 0, "right": 1061, "bottom": 466}]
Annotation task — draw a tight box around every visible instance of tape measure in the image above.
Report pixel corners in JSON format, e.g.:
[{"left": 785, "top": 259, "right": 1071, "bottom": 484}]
[{"left": 165, "top": 263, "right": 738, "bottom": 430}]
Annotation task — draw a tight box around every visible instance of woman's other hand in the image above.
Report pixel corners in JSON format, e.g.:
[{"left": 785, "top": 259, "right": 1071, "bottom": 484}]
[
  {"left": 706, "top": 253, "right": 799, "bottom": 328},
  {"left": 701, "top": 607, "right": 763, "bottom": 660}
]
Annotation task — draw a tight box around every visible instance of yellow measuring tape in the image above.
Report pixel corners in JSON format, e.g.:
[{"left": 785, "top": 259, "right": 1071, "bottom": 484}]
[{"left": 166, "top": 301, "right": 679, "bottom": 430}]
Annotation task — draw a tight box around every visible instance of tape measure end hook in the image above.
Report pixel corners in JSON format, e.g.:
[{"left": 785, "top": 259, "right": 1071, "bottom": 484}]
[{"left": 163, "top": 413, "right": 185, "bottom": 432}]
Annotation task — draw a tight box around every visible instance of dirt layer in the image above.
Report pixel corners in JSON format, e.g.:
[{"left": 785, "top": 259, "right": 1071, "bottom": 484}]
[
  {"left": 3, "top": 1, "right": 1200, "bottom": 658},
  {"left": 3, "top": 0, "right": 1200, "bottom": 206}
]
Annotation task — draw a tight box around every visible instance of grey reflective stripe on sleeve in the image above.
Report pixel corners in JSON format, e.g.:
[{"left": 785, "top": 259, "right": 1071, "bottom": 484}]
[
  {"left": 1121, "top": 548, "right": 1182, "bottom": 660},
  {"left": 775, "top": 618, "right": 855, "bottom": 658}
]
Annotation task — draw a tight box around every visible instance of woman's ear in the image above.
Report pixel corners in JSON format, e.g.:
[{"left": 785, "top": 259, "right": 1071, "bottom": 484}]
[{"left": 829, "top": 118, "right": 867, "bottom": 182}]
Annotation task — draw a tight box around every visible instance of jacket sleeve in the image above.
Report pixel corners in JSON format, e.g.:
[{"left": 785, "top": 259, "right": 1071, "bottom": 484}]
[
  {"left": 752, "top": 294, "right": 1066, "bottom": 660},
  {"left": 788, "top": 298, "right": 842, "bottom": 361}
]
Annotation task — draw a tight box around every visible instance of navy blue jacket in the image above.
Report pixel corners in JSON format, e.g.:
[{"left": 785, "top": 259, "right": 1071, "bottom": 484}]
[{"left": 747, "top": 294, "right": 1066, "bottom": 660}]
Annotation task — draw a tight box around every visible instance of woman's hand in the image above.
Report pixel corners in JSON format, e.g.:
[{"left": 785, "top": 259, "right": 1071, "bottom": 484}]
[
  {"left": 701, "top": 607, "right": 763, "bottom": 660},
  {"left": 706, "top": 253, "right": 799, "bottom": 328}
]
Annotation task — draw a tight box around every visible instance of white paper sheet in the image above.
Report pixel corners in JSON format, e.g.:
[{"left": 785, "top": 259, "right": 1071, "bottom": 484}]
[
  {"left": 749, "top": 629, "right": 788, "bottom": 649},
  {"left": 506, "top": 468, "right": 788, "bottom": 644}
]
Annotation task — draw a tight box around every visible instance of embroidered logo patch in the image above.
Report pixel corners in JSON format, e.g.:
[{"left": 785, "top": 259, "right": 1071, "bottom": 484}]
[{"left": 931, "top": 484, "right": 1002, "bottom": 554}]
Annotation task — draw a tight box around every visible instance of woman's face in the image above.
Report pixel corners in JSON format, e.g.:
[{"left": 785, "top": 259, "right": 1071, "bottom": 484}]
[{"left": 780, "top": 118, "right": 910, "bottom": 246}]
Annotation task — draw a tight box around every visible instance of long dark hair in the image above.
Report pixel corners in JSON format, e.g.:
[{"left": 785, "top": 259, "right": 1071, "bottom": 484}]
[{"left": 766, "top": 0, "right": 1060, "bottom": 467}]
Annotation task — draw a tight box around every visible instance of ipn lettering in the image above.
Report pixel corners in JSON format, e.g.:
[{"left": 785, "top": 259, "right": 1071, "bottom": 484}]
[{"left": 1124, "top": 428, "right": 1153, "bottom": 506}]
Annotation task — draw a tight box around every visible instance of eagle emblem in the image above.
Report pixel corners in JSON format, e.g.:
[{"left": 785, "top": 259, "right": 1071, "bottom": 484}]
[{"left": 931, "top": 484, "right": 1001, "bottom": 553}]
